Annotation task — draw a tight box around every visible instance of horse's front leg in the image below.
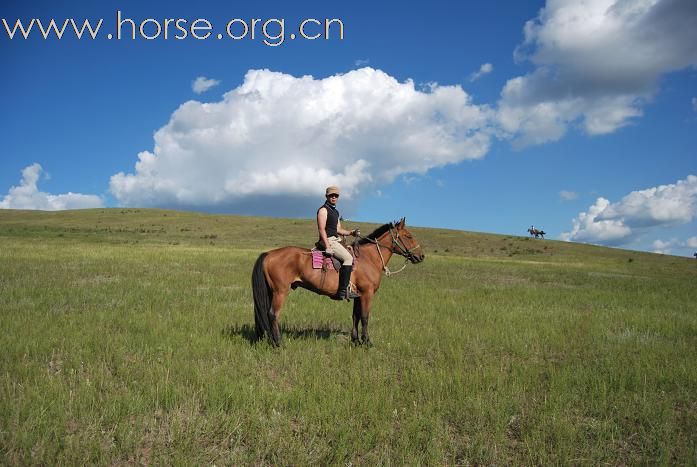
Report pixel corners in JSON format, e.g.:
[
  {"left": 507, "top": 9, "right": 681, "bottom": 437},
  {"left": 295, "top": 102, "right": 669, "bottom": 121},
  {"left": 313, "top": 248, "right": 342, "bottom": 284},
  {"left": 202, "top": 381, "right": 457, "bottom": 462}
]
[
  {"left": 351, "top": 299, "right": 361, "bottom": 344},
  {"left": 358, "top": 293, "right": 374, "bottom": 347}
]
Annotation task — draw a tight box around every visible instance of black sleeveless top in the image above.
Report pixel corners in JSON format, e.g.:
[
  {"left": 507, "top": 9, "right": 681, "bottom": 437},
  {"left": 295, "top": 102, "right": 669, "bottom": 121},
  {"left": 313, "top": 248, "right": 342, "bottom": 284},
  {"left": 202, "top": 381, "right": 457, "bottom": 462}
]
[{"left": 318, "top": 201, "right": 340, "bottom": 237}]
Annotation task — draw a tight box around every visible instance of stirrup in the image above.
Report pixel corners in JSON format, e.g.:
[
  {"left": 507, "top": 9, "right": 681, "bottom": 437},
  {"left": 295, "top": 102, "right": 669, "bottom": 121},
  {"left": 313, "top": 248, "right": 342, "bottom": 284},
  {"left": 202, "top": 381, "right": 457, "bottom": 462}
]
[{"left": 338, "top": 286, "right": 360, "bottom": 301}]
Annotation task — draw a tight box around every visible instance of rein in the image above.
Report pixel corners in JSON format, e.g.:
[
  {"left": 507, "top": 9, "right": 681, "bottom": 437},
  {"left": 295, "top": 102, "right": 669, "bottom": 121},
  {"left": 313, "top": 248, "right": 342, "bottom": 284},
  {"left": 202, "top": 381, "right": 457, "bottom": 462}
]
[{"left": 357, "top": 226, "right": 419, "bottom": 276}]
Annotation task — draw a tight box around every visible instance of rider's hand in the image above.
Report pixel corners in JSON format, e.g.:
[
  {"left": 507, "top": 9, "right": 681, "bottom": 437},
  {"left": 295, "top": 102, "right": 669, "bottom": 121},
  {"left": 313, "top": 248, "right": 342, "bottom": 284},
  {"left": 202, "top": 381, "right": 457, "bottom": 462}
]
[
  {"left": 352, "top": 229, "right": 360, "bottom": 237},
  {"left": 325, "top": 247, "right": 334, "bottom": 255}
]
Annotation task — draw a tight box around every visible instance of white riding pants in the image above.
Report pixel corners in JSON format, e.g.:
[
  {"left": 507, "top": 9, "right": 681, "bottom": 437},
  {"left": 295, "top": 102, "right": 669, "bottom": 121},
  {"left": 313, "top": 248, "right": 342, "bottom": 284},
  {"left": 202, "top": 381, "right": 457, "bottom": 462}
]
[{"left": 327, "top": 236, "right": 353, "bottom": 266}]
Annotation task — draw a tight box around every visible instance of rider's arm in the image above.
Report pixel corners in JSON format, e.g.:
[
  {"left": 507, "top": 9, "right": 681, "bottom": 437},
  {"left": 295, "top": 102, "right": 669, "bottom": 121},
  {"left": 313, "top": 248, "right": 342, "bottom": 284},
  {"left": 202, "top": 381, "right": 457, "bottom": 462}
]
[
  {"left": 336, "top": 219, "right": 358, "bottom": 237},
  {"left": 317, "top": 207, "right": 331, "bottom": 249}
]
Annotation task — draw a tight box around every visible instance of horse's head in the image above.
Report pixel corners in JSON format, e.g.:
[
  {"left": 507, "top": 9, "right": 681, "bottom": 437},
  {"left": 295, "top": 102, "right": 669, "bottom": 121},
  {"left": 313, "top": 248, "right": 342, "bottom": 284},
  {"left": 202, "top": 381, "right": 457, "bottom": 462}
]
[{"left": 392, "top": 218, "right": 425, "bottom": 263}]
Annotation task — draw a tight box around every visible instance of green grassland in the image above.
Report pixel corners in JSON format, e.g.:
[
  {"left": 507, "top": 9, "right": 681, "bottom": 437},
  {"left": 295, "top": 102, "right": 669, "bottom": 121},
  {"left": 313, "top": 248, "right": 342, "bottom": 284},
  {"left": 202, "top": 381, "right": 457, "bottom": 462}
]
[{"left": 1, "top": 208, "right": 696, "bottom": 465}]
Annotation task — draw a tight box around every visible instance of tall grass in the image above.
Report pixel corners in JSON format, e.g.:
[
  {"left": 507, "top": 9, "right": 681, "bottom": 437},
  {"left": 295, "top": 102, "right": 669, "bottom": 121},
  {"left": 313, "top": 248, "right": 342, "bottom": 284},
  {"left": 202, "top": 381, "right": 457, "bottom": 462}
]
[{"left": 1, "top": 209, "right": 696, "bottom": 464}]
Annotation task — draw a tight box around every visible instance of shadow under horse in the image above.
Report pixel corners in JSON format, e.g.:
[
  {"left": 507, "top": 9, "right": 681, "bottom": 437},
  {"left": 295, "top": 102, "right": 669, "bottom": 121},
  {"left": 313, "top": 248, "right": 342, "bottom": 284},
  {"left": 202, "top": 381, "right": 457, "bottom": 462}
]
[{"left": 251, "top": 218, "right": 425, "bottom": 346}]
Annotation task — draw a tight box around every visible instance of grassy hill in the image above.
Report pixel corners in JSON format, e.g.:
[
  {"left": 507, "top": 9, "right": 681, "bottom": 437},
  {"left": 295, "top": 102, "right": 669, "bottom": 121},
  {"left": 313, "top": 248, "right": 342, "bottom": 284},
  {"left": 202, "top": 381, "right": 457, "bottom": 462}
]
[{"left": 1, "top": 208, "right": 695, "bottom": 464}]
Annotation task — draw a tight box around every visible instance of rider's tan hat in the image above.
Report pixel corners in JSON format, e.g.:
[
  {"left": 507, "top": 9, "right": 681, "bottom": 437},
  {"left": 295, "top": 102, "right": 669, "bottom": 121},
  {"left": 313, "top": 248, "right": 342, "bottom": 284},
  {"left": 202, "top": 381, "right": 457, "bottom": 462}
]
[{"left": 325, "top": 186, "right": 340, "bottom": 196}]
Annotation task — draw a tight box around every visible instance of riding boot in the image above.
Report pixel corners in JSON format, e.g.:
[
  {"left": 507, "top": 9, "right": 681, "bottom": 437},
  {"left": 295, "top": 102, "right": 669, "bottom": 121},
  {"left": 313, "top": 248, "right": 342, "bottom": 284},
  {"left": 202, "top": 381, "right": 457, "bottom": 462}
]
[{"left": 336, "top": 265, "right": 360, "bottom": 300}]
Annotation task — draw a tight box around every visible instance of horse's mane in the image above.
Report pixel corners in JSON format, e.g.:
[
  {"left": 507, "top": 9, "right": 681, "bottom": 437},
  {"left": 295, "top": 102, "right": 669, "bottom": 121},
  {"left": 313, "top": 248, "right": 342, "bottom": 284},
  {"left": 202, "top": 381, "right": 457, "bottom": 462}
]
[{"left": 357, "top": 223, "right": 393, "bottom": 245}]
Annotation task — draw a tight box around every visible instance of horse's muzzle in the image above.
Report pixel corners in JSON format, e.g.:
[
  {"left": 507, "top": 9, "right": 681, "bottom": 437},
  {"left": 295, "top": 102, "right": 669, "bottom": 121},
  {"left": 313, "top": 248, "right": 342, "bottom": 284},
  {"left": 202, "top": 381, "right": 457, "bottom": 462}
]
[{"left": 409, "top": 252, "right": 425, "bottom": 263}]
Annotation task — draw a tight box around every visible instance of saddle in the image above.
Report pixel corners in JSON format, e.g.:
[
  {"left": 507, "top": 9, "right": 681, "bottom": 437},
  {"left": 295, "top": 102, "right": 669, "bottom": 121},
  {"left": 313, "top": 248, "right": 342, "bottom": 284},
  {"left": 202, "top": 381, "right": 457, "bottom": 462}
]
[
  {"left": 311, "top": 239, "right": 358, "bottom": 272},
  {"left": 311, "top": 239, "right": 360, "bottom": 297}
]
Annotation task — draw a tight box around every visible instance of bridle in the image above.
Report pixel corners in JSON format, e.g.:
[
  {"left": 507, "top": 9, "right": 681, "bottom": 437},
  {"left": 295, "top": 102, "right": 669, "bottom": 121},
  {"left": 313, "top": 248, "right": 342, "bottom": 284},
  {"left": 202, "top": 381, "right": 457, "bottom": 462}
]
[{"left": 358, "top": 225, "right": 422, "bottom": 276}]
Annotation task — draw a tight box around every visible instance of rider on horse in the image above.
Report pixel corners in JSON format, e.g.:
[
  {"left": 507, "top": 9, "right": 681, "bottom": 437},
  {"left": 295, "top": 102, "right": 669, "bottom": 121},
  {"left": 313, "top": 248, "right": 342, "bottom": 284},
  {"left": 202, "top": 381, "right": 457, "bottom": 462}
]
[{"left": 317, "top": 186, "right": 360, "bottom": 300}]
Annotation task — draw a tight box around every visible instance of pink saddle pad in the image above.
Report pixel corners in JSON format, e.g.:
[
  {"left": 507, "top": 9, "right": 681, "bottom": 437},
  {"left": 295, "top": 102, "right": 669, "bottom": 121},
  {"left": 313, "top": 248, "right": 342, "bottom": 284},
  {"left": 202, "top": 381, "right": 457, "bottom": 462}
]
[{"left": 311, "top": 250, "right": 337, "bottom": 270}]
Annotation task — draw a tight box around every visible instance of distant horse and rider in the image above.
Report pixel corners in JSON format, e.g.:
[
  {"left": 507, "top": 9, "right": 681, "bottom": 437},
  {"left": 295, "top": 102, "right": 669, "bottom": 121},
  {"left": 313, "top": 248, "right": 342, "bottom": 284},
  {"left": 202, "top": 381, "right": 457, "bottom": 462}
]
[
  {"left": 251, "top": 185, "right": 425, "bottom": 346},
  {"left": 527, "top": 225, "right": 546, "bottom": 239}
]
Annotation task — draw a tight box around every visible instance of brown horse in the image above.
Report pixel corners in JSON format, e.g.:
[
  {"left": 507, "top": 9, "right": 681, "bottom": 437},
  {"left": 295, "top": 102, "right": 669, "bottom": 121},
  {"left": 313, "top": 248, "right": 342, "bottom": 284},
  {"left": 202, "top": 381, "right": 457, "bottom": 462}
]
[
  {"left": 251, "top": 218, "right": 425, "bottom": 346},
  {"left": 527, "top": 227, "right": 546, "bottom": 239}
]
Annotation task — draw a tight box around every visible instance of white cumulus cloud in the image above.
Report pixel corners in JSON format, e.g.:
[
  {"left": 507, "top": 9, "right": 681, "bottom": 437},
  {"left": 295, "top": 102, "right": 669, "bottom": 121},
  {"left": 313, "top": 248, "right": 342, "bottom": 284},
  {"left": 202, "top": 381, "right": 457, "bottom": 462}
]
[
  {"left": 561, "top": 175, "right": 697, "bottom": 245},
  {"left": 192, "top": 76, "right": 220, "bottom": 94},
  {"left": 470, "top": 63, "right": 493, "bottom": 82},
  {"left": 0, "top": 163, "right": 104, "bottom": 210},
  {"left": 686, "top": 236, "right": 697, "bottom": 248},
  {"left": 110, "top": 68, "right": 493, "bottom": 215},
  {"left": 498, "top": 0, "right": 697, "bottom": 147},
  {"left": 560, "top": 197, "right": 633, "bottom": 244},
  {"left": 652, "top": 238, "right": 677, "bottom": 254}
]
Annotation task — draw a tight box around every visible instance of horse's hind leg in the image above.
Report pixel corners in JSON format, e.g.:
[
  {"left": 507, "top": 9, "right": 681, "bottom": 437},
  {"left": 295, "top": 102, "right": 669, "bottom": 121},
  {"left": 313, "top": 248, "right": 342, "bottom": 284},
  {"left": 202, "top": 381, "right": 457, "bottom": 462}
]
[{"left": 269, "top": 289, "right": 289, "bottom": 346}]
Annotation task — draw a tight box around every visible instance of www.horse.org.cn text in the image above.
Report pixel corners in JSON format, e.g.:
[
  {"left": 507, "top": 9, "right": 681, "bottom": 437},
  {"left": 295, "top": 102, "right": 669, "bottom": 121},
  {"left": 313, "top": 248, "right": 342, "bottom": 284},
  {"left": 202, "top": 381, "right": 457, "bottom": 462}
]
[{"left": 1, "top": 11, "right": 345, "bottom": 47}]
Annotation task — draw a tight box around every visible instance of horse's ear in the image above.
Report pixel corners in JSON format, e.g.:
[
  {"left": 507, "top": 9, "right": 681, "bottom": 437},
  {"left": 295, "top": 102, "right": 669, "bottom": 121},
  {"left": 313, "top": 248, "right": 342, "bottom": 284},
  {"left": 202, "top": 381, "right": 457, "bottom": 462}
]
[{"left": 397, "top": 217, "right": 405, "bottom": 227}]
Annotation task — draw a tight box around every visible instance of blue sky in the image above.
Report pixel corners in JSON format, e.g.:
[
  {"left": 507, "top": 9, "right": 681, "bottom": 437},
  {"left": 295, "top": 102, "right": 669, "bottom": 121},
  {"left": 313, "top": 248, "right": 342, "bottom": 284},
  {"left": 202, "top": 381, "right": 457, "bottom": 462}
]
[{"left": 1, "top": 0, "right": 696, "bottom": 256}]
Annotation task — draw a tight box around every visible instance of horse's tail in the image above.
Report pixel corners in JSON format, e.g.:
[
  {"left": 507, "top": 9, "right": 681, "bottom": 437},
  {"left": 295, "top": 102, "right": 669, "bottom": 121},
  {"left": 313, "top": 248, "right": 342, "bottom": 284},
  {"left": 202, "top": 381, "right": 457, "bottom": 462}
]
[{"left": 252, "top": 252, "right": 272, "bottom": 340}]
